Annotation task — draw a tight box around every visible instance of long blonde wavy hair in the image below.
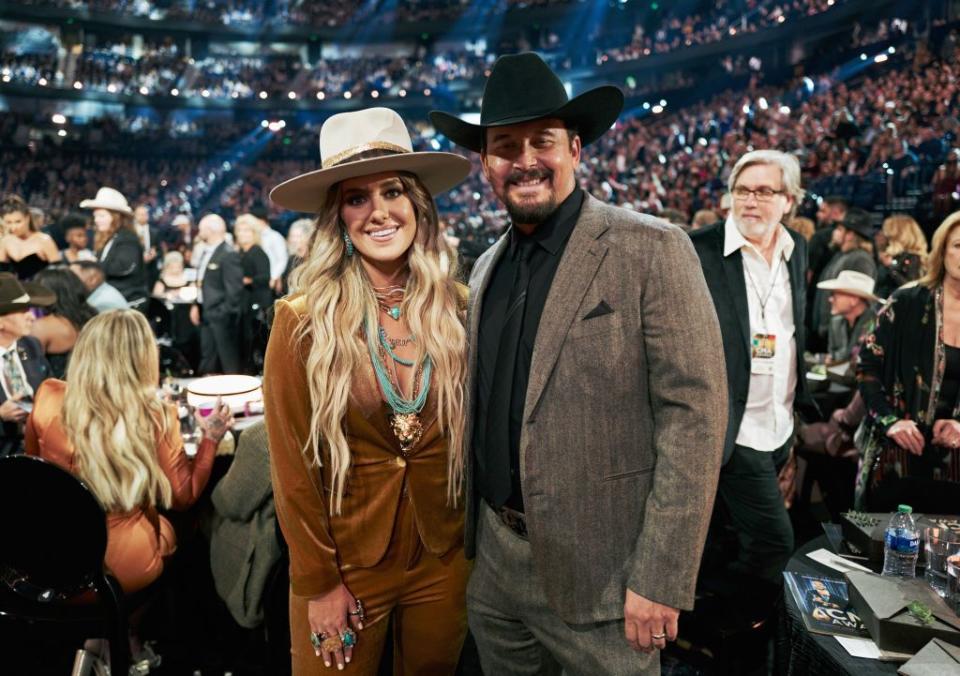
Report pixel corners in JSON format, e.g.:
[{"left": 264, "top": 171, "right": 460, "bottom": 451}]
[
  {"left": 290, "top": 169, "right": 466, "bottom": 514},
  {"left": 63, "top": 309, "right": 172, "bottom": 512},
  {"left": 882, "top": 214, "right": 929, "bottom": 263}
]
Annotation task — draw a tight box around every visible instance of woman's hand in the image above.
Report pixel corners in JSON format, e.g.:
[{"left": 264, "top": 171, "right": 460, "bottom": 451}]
[
  {"left": 886, "top": 419, "right": 925, "bottom": 455},
  {"left": 196, "top": 398, "right": 234, "bottom": 443},
  {"left": 308, "top": 584, "right": 364, "bottom": 669},
  {"left": 932, "top": 419, "right": 960, "bottom": 449}
]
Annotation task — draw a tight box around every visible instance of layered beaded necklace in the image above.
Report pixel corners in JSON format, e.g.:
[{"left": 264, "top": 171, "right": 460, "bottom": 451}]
[
  {"left": 366, "top": 284, "right": 430, "bottom": 453},
  {"left": 373, "top": 284, "right": 405, "bottom": 321}
]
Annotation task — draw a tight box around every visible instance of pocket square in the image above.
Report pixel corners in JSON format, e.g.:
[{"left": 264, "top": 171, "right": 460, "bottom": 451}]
[
  {"left": 207, "top": 263, "right": 219, "bottom": 270},
  {"left": 583, "top": 300, "right": 614, "bottom": 320}
]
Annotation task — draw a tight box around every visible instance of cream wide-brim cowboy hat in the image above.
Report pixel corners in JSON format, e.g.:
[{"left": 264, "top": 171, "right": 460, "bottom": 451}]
[
  {"left": 79, "top": 186, "right": 133, "bottom": 216},
  {"left": 270, "top": 107, "right": 471, "bottom": 214},
  {"left": 816, "top": 270, "right": 882, "bottom": 303}
]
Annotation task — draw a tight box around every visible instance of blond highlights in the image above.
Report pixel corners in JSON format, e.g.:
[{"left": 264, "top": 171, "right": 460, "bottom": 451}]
[
  {"left": 882, "top": 214, "right": 928, "bottom": 261},
  {"left": 62, "top": 310, "right": 172, "bottom": 512},
  {"left": 921, "top": 211, "right": 960, "bottom": 290},
  {"left": 289, "top": 172, "right": 466, "bottom": 514}
]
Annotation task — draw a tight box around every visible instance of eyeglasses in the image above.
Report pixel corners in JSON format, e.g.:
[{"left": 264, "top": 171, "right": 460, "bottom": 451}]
[{"left": 732, "top": 186, "right": 786, "bottom": 202}]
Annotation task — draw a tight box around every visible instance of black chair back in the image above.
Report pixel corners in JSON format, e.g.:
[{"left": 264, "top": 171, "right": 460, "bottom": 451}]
[
  {"left": 0, "top": 455, "right": 128, "bottom": 674},
  {"left": 0, "top": 455, "right": 107, "bottom": 596}
]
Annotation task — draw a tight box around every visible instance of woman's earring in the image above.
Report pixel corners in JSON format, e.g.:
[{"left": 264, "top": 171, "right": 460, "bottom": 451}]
[{"left": 342, "top": 231, "right": 354, "bottom": 257}]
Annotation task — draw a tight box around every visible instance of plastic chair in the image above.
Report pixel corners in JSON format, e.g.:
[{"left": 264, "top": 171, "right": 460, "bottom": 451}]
[{"left": 0, "top": 455, "right": 129, "bottom": 675}]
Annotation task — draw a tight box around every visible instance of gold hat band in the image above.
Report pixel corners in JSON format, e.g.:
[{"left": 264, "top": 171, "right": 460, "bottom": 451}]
[{"left": 322, "top": 141, "right": 411, "bottom": 169}]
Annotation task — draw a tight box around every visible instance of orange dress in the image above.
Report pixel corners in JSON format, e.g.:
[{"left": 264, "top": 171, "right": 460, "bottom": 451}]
[{"left": 24, "top": 379, "right": 216, "bottom": 594}]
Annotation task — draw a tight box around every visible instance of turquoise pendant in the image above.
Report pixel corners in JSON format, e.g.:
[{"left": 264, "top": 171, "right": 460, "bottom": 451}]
[{"left": 388, "top": 306, "right": 401, "bottom": 320}]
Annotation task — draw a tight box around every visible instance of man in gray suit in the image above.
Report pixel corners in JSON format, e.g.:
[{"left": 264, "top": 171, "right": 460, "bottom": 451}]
[{"left": 431, "top": 53, "right": 727, "bottom": 674}]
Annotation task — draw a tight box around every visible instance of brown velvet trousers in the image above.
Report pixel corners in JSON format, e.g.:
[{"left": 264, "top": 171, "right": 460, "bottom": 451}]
[{"left": 289, "top": 489, "right": 468, "bottom": 675}]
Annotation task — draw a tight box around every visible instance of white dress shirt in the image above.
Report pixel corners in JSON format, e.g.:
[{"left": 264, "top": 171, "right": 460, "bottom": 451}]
[
  {"left": 0, "top": 340, "right": 33, "bottom": 401},
  {"left": 724, "top": 217, "right": 797, "bottom": 451},
  {"left": 259, "top": 228, "right": 289, "bottom": 280}
]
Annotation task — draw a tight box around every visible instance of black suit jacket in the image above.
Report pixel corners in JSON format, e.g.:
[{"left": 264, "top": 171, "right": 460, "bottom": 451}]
[
  {"left": 690, "top": 222, "right": 816, "bottom": 464},
  {"left": 0, "top": 336, "right": 51, "bottom": 456},
  {"left": 100, "top": 228, "right": 147, "bottom": 304},
  {"left": 201, "top": 241, "right": 244, "bottom": 321}
]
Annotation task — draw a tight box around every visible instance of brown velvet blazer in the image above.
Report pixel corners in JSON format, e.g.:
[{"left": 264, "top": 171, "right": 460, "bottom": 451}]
[{"left": 264, "top": 294, "right": 464, "bottom": 599}]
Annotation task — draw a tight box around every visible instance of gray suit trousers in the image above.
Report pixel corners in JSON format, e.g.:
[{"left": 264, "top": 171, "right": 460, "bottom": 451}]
[{"left": 467, "top": 504, "right": 657, "bottom": 676}]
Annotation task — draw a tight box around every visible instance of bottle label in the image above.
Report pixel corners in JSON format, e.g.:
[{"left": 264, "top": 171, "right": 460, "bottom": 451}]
[{"left": 885, "top": 528, "right": 919, "bottom": 553}]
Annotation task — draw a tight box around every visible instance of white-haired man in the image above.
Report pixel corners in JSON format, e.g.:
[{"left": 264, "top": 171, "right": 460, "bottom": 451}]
[
  {"left": 690, "top": 150, "right": 818, "bottom": 600},
  {"left": 189, "top": 214, "right": 243, "bottom": 374}
]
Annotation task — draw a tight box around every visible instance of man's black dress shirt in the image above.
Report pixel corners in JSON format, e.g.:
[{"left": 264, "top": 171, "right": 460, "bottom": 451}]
[{"left": 474, "top": 187, "right": 584, "bottom": 512}]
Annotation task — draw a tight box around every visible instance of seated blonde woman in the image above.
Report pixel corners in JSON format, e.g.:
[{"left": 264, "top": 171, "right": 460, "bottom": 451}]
[{"left": 25, "top": 309, "right": 232, "bottom": 593}]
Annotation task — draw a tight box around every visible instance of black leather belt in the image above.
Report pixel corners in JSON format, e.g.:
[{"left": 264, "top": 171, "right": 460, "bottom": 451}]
[{"left": 487, "top": 499, "right": 528, "bottom": 539}]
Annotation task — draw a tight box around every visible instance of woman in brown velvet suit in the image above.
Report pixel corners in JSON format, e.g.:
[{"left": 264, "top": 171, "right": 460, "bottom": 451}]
[{"left": 265, "top": 107, "right": 472, "bottom": 675}]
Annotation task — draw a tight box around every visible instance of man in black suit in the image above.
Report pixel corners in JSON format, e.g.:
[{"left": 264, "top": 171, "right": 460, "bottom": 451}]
[
  {"left": 134, "top": 204, "right": 162, "bottom": 290},
  {"left": 190, "top": 214, "right": 243, "bottom": 374},
  {"left": 690, "top": 150, "right": 817, "bottom": 593},
  {"left": 0, "top": 274, "right": 53, "bottom": 456}
]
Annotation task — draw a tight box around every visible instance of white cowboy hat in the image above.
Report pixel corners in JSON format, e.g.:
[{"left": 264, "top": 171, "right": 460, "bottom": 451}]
[
  {"left": 79, "top": 187, "right": 133, "bottom": 215},
  {"left": 269, "top": 107, "right": 471, "bottom": 213},
  {"left": 816, "top": 269, "right": 881, "bottom": 303}
]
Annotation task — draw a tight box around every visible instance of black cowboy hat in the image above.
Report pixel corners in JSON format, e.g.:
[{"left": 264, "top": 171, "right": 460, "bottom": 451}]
[
  {"left": 429, "top": 52, "right": 624, "bottom": 153},
  {"left": 841, "top": 207, "right": 876, "bottom": 241},
  {"left": 0, "top": 273, "right": 55, "bottom": 315}
]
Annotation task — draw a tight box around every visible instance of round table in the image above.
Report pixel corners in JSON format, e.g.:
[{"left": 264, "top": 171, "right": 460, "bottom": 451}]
[{"left": 775, "top": 535, "right": 899, "bottom": 675}]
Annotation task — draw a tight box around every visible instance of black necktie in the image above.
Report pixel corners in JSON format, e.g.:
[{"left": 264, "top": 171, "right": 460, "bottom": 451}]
[{"left": 483, "top": 238, "right": 534, "bottom": 507}]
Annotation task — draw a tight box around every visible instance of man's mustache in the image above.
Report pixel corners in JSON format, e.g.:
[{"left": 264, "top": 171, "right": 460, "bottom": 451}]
[{"left": 506, "top": 169, "right": 553, "bottom": 185}]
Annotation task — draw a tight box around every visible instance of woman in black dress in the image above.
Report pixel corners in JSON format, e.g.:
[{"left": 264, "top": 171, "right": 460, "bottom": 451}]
[
  {"left": 234, "top": 214, "right": 273, "bottom": 374},
  {"left": 30, "top": 267, "right": 97, "bottom": 379},
  {"left": 856, "top": 211, "right": 960, "bottom": 512},
  {"left": 80, "top": 187, "right": 148, "bottom": 310},
  {"left": 0, "top": 194, "right": 61, "bottom": 280}
]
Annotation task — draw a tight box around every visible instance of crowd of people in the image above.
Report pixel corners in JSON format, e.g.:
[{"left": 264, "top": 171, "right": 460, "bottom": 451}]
[
  {"left": 17, "top": 0, "right": 849, "bottom": 31},
  {"left": 2, "top": 0, "right": 872, "bottom": 107},
  {"left": 3, "top": 5, "right": 960, "bottom": 672},
  {"left": 4, "top": 28, "right": 956, "bottom": 269},
  {"left": 4, "top": 46, "right": 960, "bottom": 676}
]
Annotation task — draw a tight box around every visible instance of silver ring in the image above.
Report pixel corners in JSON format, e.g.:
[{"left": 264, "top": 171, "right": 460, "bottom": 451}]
[{"left": 651, "top": 632, "right": 666, "bottom": 640}]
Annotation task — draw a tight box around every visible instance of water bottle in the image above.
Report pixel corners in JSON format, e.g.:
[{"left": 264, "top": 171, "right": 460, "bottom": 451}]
[{"left": 882, "top": 504, "right": 919, "bottom": 578}]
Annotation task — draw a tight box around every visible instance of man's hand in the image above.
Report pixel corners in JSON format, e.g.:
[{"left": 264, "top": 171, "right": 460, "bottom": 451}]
[
  {"left": 0, "top": 398, "right": 27, "bottom": 423},
  {"left": 189, "top": 304, "right": 200, "bottom": 326},
  {"left": 624, "top": 589, "right": 679, "bottom": 653}
]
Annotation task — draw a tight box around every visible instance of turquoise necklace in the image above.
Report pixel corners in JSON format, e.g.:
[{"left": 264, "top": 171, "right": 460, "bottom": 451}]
[
  {"left": 373, "top": 284, "right": 404, "bottom": 321},
  {"left": 366, "top": 316, "right": 431, "bottom": 452}
]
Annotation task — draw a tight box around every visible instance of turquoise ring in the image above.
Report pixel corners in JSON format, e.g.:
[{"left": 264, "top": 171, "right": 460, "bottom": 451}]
[{"left": 341, "top": 628, "right": 356, "bottom": 648}]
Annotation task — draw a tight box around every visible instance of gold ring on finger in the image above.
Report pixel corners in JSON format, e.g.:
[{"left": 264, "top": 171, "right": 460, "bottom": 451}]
[{"left": 320, "top": 635, "right": 342, "bottom": 652}]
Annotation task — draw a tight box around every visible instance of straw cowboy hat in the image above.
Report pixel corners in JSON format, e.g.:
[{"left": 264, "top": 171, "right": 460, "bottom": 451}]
[
  {"left": 79, "top": 187, "right": 133, "bottom": 216},
  {"left": 428, "top": 52, "right": 624, "bottom": 153},
  {"left": 816, "top": 270, "right": 882, "bottom": 303},
  {"left": 269, "top": 107, "right": 471, "bottom": 214},
  {"left": 0, "top": 273, "right": 55, "bottom": 315}
]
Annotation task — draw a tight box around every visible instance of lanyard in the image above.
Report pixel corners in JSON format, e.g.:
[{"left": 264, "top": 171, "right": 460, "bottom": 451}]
[{"left": 743, "top": 252, "right": 784, "bottom": 326}]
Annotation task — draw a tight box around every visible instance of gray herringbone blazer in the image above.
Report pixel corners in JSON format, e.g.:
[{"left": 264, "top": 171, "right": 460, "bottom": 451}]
[{"left": 464, "top": 194, "right": 728, "bottom": 624}]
